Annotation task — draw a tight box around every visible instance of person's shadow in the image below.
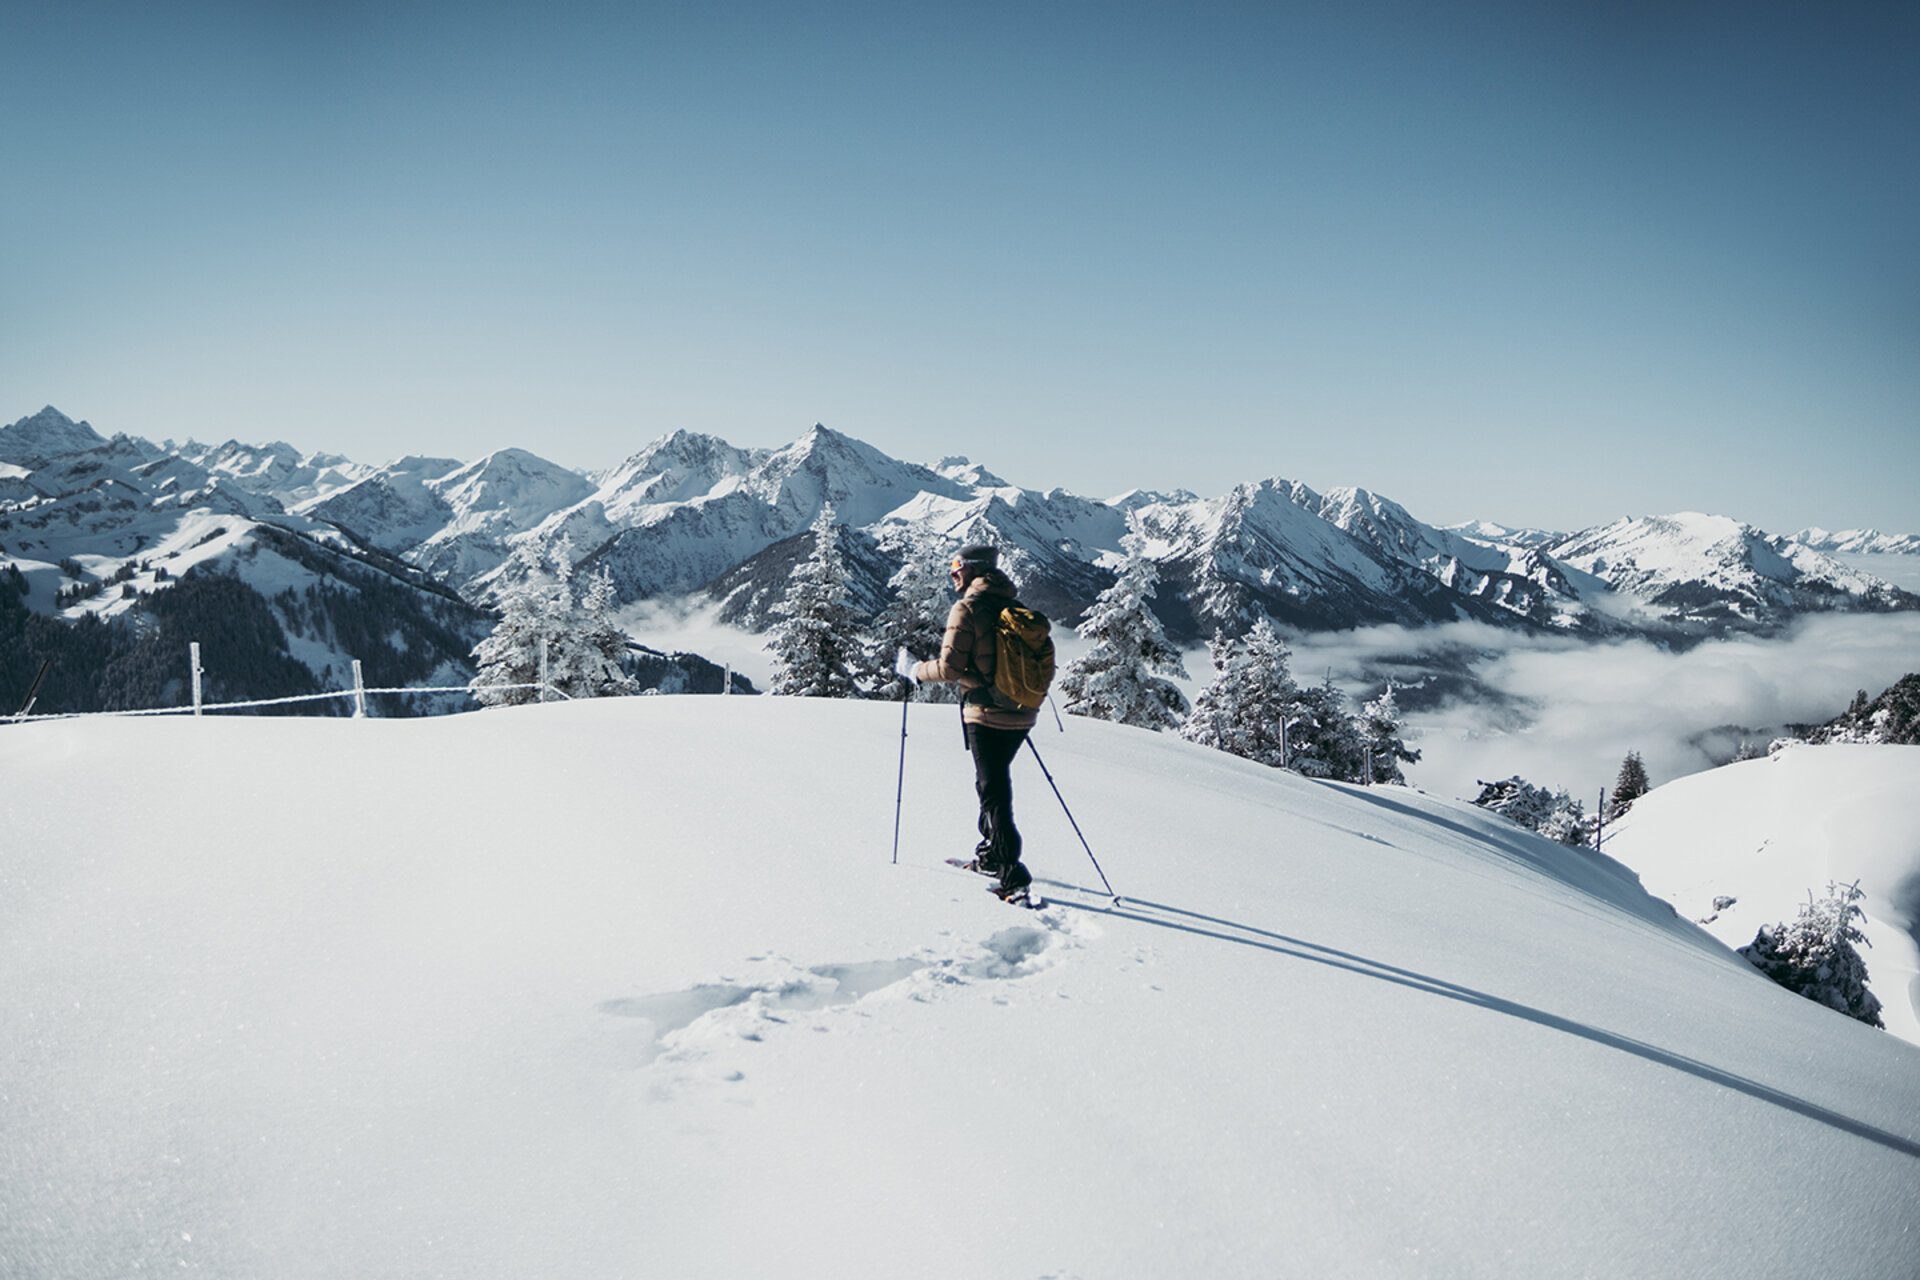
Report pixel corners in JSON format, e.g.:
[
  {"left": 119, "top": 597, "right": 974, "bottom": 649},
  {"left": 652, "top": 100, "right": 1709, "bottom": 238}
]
[{"left": 1045, "top": 889, "right": 1920, "bottom": 1161}]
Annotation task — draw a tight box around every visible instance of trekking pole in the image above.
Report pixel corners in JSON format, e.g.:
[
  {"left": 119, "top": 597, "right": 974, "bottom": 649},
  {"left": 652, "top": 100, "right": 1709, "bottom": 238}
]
[
  {"left": 891, "top": 687, "right": 910, "bottom": 864},
  {"left": 1047, "top": 694, "right": 1064, "bottom": 732},
  {"left": 1024, "top": 738, "right": 1120, "bottom": 904},
  {"left": 15, "top": 658, "right": 52, "bottom": 718}
]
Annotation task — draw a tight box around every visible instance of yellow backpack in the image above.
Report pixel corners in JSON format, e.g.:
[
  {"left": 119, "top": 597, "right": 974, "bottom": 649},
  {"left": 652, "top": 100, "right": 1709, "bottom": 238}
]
[{"left": 989, "top": 603, "right": 1055, "bottom": 711}]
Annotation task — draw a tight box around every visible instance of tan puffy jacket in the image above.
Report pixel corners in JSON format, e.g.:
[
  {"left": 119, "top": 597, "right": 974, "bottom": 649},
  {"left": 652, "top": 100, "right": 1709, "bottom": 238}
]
[{"left": 913, "top": 570, "right": 1040, "bottom": 730}]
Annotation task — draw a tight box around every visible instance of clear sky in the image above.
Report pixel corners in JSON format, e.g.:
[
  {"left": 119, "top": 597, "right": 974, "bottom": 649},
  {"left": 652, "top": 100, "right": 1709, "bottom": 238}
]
[{"left": 5, "top": 1, "right": 1915, "bottom": 535}]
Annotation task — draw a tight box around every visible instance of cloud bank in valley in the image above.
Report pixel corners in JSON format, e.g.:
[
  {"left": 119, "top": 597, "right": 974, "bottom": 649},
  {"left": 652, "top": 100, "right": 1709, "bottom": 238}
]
[
  {"left": 1285, "top": 612, "right": 1920, "bottom": 804},
  {"left": 622, "top": 580, "right": 1920, "bottom": 809}
]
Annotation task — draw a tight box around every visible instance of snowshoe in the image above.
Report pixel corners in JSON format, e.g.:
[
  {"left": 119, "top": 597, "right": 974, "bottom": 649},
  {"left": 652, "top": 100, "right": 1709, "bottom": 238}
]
[{"left": 991, "top": 882, "right": 1043, "bottom": 909}]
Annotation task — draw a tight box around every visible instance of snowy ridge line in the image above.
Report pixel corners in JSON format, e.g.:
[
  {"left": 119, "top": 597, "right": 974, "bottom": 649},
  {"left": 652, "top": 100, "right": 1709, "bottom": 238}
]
[{"left": 1, "top": 682, "right": 565, "bottom": 724}]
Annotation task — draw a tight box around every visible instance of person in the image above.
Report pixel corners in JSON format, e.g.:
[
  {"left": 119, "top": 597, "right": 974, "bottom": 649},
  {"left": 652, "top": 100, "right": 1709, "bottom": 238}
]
[{"left": 911, "top": 544, "right": 1037, "bottom": 899}]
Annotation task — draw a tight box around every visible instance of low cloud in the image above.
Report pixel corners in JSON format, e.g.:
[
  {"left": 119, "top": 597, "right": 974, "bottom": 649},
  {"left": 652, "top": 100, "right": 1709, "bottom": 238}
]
[
  {"left": 625, "top": 590, "right": 1920, "bottom": 808},
  {"left": 1282, "top": 614, "right": 1920, "bottom": 803}
]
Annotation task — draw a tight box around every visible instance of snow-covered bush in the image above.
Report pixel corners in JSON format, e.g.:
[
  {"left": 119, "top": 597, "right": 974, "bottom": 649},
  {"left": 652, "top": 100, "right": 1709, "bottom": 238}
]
[
  {"left": 1471, "top": 776, "right": 1590, "bottom": 847},
  {"left": 766, "top": 506, "right": 866, "bottom": 699},
  {"left": 1738, "top": 881, "right": 1884, "bottom": 1028},
  {"left": 470, "top": 541, "right": 640, "bottom": 706},
  {"left": 1058, "top": 514, "right": 1188, "bottom": 731}
]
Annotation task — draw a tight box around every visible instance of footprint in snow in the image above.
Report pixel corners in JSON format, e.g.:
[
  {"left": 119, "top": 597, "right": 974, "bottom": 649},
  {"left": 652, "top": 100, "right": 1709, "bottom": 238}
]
[{"left": 601, "top": 918, "right": 1086, "bottom": 1072}]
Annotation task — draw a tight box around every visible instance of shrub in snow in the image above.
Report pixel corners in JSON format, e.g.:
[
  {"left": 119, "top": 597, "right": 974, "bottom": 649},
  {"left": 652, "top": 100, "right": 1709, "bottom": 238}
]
[
  {"left": 766, "top": 506, "right": 865, "bottom": 699},
  {"left": 1472, "top": 776, "right": 1589, "bottom": 847},
  {"left": 1738, "top": 881, "right": 1884, "bottom": 1029},
  {"left": 470, "top": 541, "right": 640, "bottom": 706},
  {"left": 1058, "top": 514, "right": 1189, "bottom": 731}
]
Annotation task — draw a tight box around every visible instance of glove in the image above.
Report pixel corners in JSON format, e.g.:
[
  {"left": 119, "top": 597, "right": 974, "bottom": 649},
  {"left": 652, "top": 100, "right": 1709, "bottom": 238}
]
[{"left": 895, "top": 647, "right": 920, "bottom": 686}]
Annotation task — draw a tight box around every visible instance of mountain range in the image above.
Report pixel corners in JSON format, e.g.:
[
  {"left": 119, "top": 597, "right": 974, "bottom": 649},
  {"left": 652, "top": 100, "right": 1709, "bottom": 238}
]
[{"left": 4, "top": 404, "right": 1916, "bottom": 709}]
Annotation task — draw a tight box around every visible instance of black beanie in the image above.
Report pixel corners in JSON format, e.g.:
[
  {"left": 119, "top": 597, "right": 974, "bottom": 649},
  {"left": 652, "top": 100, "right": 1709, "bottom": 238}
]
[{"left": 956, "top": 545, "right": 998, "bottom": 569}]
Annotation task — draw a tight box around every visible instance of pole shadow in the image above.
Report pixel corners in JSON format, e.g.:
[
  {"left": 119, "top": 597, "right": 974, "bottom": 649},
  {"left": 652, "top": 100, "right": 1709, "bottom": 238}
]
[{"left": 1047, "top": 893, "right": 1920, "bottom": 1161}]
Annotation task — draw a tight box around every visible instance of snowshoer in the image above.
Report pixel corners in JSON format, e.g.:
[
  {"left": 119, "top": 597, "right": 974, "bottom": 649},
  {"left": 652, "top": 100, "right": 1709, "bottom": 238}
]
[{"left": 910, "top": 544, "right": 1039, "bottom": 900}]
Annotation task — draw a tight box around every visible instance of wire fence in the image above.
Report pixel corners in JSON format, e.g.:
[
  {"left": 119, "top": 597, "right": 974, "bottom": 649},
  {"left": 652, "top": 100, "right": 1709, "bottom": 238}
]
[
  {"left": 4, "top": 640, "right": 579, "bottom": 725},
  {"left": 7, "top": 635, "right": 748, "bottom": 724},
  {"left": 1, "top": 682, "right": 559, "bottom": 725}
]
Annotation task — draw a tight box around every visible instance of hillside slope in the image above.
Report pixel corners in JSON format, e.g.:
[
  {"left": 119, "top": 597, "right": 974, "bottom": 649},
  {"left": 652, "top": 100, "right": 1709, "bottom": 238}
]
[
  {"left": 3, "top": 701, "right": 1916, "bottom": 1278},
  {"left": 1602, "top": 745, "right": 1920, "bottom": 1046}
]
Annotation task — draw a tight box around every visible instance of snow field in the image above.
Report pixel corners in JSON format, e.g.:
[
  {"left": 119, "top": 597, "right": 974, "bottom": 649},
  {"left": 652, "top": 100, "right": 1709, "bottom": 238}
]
[
  {"left": 1603, "top": 744, "right": 1920, "bottom": 1046},
  {"left": 2, "top": 699, "right": 1917, "bottom": 1278}
]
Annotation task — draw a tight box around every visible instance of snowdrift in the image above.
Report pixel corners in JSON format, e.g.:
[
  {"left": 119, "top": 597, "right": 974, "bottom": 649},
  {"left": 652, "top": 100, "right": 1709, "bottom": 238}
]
[
  {"left": 3, "top": 699, "right": 1917, "bottom": 1279},
  {"left": 1603, "top": 743, "right": 1920, "bottom": 1047}
]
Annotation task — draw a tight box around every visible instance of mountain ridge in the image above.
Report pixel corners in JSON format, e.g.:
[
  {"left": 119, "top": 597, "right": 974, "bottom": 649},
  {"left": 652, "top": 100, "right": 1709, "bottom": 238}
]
[{"left": 6, "top": 407, "right": 1916, "bottom": 658}]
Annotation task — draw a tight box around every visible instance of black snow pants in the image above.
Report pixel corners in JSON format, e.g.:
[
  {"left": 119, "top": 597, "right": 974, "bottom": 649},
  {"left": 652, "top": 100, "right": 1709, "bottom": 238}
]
[{"left": 966, "top": 722, "right": 1031, "bottom": 887}]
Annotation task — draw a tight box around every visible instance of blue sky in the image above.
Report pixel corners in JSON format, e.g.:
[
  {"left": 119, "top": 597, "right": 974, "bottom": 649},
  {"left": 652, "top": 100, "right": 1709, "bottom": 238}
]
[{"left": 4, "top": 1, "right": 1915, "bottom": 535}]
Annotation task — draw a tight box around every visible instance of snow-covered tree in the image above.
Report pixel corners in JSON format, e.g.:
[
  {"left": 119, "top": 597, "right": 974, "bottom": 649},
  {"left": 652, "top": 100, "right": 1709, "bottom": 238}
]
[
  {"left": 1739, "top": 881, "right": 1884, "bottom": 1028},
  {"left": 563, "top": 563, "right": 643, "bottom": 697},
  {"left": 1058, "top": 515, "right": 1189, "bottom": 731},
  {"left": 1181, "top": 619, "right": 1299, "bottom": 766},
  {"left": 1472, "top": 775, "right": 1590, "bottom": 847},
  {"left": 470, "top": 538, "right": 640, "bottom": 706},
  {"left": 1809, "top": 674, "right": 1920, "bottom": 746},
  {"left": 1607, "top": 750, "right": 1650, "bottom": 818},
  {"left": 862, "top": 524, "right": 958, "bottom": 702},
  {"left": 766, "top": 506, "right": 864, "bottom": 699},
  {"left": 1355, "top": 683, "right": 1421, "bottom": 785},
  {"left": 1285, "top": 674, "right": 1365, "bottom": 780}
]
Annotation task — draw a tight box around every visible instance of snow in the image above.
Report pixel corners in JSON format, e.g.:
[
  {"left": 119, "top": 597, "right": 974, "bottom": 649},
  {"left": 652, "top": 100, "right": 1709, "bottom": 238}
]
[
  {"left": 1833, "top": 552, "right": 1920, "bottom": 594},
  {"left": 1603, "top": 744, "right": 1920, "bottom": 1047},
  {"left": 4, "top": 699, "right": 1917, "bottom": 1278}
]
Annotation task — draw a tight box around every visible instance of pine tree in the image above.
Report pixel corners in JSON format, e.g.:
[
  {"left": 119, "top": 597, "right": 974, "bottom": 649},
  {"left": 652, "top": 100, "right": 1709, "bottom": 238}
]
[
  {"left": 1739, "top": 881, "right": 1884, "bottom": 1028},
  {"left": 564, "top": 563, "right": 643, "bottom": 698},
  {"left": 1058, "top": 515, "right": 1189, "bottom": 731},
  {"left": 1607, "top": 750, "right": 1650, "bottom": 818},
  {"left": 862, "top": 524, "right": 958, "bottom": 702},
  {"left": 766, "top": 506, "right": 864, "bottom": 699},
  {"left": 1355, "top": 683, "right": 1421, "bottom": 784},
  {"left": 470, "top": 539, "right": 640, "bottom": 706},
  {"left": 1181, "top": 619, "right": 1299, "bottom": 766},
  {"left": 1286, "top": 674, "right": 1364, "bottom": 780}
]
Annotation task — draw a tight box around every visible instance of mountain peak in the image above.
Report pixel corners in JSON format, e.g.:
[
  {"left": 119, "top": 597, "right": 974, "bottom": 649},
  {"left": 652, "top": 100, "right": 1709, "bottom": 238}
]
[{"left": 0, "top": 405, "right": 109, "bottom": 466}]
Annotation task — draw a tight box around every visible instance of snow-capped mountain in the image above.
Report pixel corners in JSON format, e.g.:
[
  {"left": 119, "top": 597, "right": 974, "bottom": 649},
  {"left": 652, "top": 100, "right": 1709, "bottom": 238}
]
[
  {"left": 1791, "top": 527, "right": 1920, "bottom": 556},
  {"left": 0, "top": 410, "right": 492, "bottom": 711},
  {"left": 307, "top": 448, "right": 599, "bottom": 586},
  {"left": 166, "top": 437, "right": 374, "bottom": 510},
  {"left": 9, "top": 407, "right": 1917, "bottom": 659},
  {"left": 0, "top": 405, "right": 112, "bottom": 466},
  {"left": 1440, "top": 518, "right": 1566, "bottom": 550},
  {"left": 1546, "top": 513, "right": 1914, "bottom": 632}
]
